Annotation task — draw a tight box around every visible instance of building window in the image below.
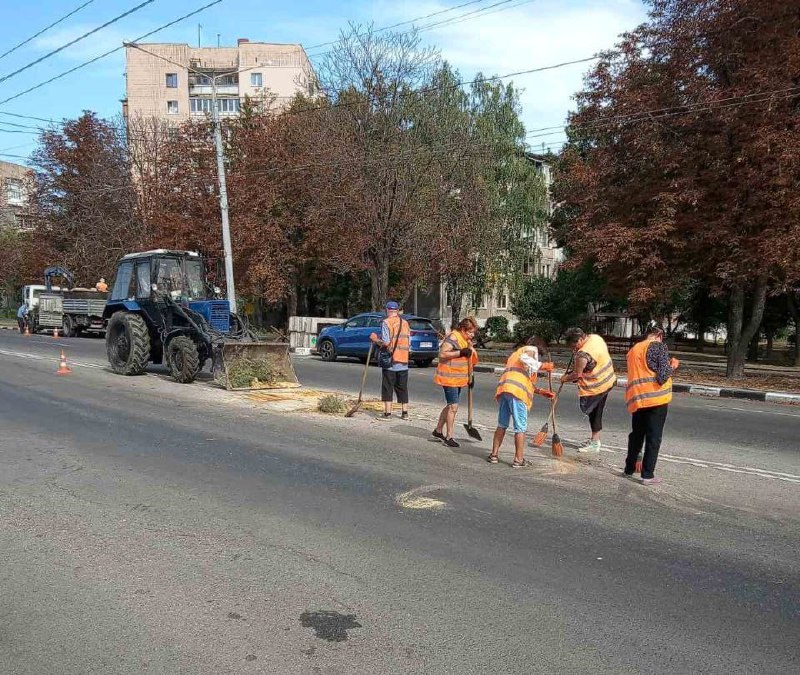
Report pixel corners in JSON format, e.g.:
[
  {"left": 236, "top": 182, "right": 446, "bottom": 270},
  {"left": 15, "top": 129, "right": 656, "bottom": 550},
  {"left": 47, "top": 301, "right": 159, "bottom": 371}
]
[
  {"left": 250, "top": 72, "right": 262, "bottom": 87},
  {"left": 167, "top": 100, "right": 179, "bottom": 114},
  {"left": 165, "top": 73, "right": 178, "bottom": 88},
  {"left": 218, "top": 98, "right": 240, "bottom": 113},
  {"left": 479, "top": 294, "right": 489, "bottom": 310},
  {"left": 496, "top": 290, "right": 507, "bottom": 310},
  {"left": 5, "top": 178, "right": 23, "bottom": 205},
  {"left": 522, "top": 256, "right": 535, "bottom": 276},
  {"left": 544, "top": 264, "right": 551, "bottom": 278}
]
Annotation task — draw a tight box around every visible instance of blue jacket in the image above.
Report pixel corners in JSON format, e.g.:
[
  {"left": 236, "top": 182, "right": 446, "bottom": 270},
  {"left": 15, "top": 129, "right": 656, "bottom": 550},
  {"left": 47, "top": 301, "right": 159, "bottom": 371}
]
[{"left": 17, "top": 304, "right": 28, "bottom": 319}]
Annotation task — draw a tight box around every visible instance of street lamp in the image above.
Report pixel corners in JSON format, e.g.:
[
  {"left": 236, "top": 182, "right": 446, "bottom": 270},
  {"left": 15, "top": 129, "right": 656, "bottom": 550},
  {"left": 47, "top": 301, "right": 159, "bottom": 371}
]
[{"left": 124, "top": 41, "right": 265, "bottom": 312}]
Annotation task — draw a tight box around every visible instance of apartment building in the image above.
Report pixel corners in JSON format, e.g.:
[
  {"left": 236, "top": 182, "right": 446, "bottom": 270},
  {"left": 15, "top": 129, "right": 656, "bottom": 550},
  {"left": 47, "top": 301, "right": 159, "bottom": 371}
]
[
  {"left": 0, "top": 160, "right": 29, "bottom": 230},
  {"left": 123, "top": 38, "right": 316, "bottom": 123}
]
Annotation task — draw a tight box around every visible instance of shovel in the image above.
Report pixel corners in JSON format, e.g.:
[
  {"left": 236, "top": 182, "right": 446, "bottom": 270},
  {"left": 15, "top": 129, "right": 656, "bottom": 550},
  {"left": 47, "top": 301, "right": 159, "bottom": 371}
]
[
  {"left": 346, "top": 341, "right": 374, "bottom": 418},
  {"left": 463, "top": 358, "right": 483, "bottom": 441}
]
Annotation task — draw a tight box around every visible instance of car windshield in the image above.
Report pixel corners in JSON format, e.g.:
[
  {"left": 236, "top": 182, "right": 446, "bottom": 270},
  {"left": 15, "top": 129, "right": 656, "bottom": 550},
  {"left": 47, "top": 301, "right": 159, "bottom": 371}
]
[{"left": 407, "top": 318, "right": 435, "bottom": 331}]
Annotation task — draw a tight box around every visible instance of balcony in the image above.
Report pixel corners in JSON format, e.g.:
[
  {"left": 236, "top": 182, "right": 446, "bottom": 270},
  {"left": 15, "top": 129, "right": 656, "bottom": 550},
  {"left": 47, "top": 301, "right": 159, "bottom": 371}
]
[{"left": 189, "top": 83, "right": 239, "bottom": 96}]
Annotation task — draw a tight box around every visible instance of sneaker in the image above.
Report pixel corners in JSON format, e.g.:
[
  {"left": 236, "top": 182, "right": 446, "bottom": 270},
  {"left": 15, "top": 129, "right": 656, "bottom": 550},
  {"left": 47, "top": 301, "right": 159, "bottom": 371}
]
[
  {"left": 443, "top": 437, "right": 460, "bottom": 448},
  {"left": 432, "top": 430, "right": 445, "bottom": 441},
  {"left": 512, "top": 459, "right": 532, "bottom": 468},
  {"left": 577, "top": 440, "right": 601, "bottom": 454},
  {"left": 378, "top": 412, "right": 392, "bottom": 421},
  {"left": 641, "top": 476, "right": 663, "bottom": 485},
  {"left": 401, "top": 411, "right": 409, "bottom": 420}
]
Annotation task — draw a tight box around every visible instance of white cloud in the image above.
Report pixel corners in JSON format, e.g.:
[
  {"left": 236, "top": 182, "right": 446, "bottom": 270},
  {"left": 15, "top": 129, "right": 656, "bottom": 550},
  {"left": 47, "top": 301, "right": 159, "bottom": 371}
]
[
  {"left": 377, "top": 0, "right": 647, "bottom": 148},
  {"left": 32, "top": 24, "right": 134, "bottom": 62}
]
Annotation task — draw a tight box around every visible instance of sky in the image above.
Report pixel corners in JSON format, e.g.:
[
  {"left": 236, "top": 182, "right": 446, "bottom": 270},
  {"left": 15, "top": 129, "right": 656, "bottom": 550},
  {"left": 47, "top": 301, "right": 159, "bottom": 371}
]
[{"left": 0, "top": 0, "right": 647, "bottom": 164}]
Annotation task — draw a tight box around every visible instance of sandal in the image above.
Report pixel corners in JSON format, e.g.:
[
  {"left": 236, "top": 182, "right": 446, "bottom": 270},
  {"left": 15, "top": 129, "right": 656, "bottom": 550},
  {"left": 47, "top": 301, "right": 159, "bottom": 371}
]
[
  {"left": 512, "top": 459, "right": 532, "bottom": 468},
  {"left": 486, "top": 454, "right": 499, "bottom": 464}
]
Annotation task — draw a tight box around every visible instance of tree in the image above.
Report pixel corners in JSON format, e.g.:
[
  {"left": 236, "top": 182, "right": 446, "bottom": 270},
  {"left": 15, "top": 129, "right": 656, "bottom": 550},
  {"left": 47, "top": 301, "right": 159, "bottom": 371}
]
[
  {"left": 28, "top": 112, "right": 144, "bottom": 283},
  {"left": 553, "top": 0, "right": 800, "bottom": 378}
]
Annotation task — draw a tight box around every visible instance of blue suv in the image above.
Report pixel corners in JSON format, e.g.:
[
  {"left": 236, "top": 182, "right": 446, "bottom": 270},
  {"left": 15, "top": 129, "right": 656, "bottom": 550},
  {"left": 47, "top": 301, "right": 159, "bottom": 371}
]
[{"left": 317, "top": 312, "right": 440, "bottom": 367}]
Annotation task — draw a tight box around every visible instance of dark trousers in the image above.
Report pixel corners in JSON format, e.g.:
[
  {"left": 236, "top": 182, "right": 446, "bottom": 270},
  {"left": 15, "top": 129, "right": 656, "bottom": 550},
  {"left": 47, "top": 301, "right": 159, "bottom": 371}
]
[
  {"left": 580, "top": 391, "right": 609, "bottom": 433},
  {"left": 625, "top": 404, "right": 669, "bottom": 479},
  {"left": 381, "top": 369, "right": 409, "bottom": 403}
]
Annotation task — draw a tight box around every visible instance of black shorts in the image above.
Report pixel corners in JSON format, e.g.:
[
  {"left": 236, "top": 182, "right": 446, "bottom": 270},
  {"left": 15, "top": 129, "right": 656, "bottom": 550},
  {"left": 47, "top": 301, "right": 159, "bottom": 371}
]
[
  {"left": 579, "top": 391, "right": 609, "bottom": 433},
  {"left": 381, "top": 369, "right": 409, "bottom": 403}
]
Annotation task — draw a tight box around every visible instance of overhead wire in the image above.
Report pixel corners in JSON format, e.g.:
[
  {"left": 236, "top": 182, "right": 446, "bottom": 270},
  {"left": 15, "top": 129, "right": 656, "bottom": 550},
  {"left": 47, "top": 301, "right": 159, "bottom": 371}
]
[
  {"left": 0, "top": 0, "right": 157, "bottom": 86},
  {"left": 0, "top": 0, "right": 223, "bottom": 108},
  {"left": 0, "top": 0, "right": 96, "bottom": 62}
]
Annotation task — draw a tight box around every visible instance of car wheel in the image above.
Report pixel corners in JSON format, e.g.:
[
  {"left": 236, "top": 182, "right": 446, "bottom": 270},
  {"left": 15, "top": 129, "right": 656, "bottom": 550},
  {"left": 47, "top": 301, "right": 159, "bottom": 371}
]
[
  {"left": 414, "top": 359, "right": 434, "bottom": 368},
  {"left": 318, "top": 339, "right": 337, "bottom": 362}
]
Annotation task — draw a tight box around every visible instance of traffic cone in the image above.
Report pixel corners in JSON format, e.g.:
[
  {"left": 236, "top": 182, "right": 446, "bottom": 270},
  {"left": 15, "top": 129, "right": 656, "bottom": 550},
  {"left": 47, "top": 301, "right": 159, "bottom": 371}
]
[
  {"left": 56, "top": 350, "right": 71, "bottom": 375},
  {"left": 53, "top": 326, "right": 59, "bottom": 338}
]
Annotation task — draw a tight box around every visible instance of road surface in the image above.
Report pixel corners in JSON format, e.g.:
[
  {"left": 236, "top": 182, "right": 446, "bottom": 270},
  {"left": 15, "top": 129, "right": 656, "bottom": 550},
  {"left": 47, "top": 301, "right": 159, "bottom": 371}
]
[{"left": 0, "top": 330, "right": 798, "bottom": 673}]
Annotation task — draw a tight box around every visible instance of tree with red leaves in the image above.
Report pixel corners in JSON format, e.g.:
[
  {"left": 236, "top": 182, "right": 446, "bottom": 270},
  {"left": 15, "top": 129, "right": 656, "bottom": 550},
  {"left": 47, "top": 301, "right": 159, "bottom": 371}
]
[{"left": 554, "top": 0, "right": 800, "bottom": 378}]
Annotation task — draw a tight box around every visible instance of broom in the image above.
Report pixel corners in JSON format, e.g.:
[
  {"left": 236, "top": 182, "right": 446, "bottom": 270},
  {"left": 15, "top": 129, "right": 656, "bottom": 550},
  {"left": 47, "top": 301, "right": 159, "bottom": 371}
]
[
  {"left": 345, "top": 342, "right": 374, "bottom": 418},
  {"left": 551, "top": 389, "right": 564, "bottom": 458},
  {"left": 531, "top": 371, "right": 554, "bottom": 447}
]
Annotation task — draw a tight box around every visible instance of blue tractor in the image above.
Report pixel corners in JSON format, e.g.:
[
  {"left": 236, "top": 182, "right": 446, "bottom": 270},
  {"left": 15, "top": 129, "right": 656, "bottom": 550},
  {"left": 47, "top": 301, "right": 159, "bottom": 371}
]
[{"left": 103, "top": 249, "right": 295, "bottom": 386}]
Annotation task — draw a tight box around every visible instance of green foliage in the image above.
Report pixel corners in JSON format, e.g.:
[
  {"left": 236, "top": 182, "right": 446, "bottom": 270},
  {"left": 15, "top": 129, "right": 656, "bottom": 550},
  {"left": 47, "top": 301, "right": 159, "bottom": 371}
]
[
  {"left": 318, "top": 394, "right": 347, "bottom": 414},
  {"left": 225, "top": 358, "right": 278, "bottom": 389},
  {"left": 484, "top": 316, "right": 511, "bottom": 342},
  {"left": 513, "top": 318, "right": 560, "bottom": 345},
  {"left": 512, "top": 263, "right": 605, "bottom": 338}
]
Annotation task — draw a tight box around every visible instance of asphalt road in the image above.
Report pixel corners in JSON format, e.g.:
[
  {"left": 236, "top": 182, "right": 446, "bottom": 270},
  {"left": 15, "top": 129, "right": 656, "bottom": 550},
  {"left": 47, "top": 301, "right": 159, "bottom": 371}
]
[{"left": 1, "top": 330, "right": 798, "bottom": 673}]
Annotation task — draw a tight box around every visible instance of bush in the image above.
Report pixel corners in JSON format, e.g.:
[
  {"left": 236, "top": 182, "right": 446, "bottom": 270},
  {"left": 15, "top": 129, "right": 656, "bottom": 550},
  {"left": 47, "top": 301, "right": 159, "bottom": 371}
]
[
  {"left": 484, "top": 316, "right": 511, "bottom": 342},
  {"left": 318, "top": 394, "right": 347, "bottom": 414},
  {"left": 513, "top": 318, "right": 560, "bottom": 345}
]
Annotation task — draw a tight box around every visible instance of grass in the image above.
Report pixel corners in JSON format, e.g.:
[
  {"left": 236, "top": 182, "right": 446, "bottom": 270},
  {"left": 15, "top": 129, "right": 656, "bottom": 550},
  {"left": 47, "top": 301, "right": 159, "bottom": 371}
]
[
  {"left": 225, "top": 357, "right": 279, "bottom": 389},
  {"left": 317, "top": 394, "right": 347, "bottom": 414}
]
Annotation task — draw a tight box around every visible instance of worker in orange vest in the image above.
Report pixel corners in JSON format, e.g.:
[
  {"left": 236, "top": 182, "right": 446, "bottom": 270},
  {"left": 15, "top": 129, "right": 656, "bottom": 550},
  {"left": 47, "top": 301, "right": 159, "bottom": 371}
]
[
  {"left": 432, "top": 316, "right": 479, "bottom": 448},
  {"left": 369, "top": 301, "right": 411, "bottom": 420},
  {"left": 561, "top": 327, "right": 617, "bottom": 453},
  {"left": 487, "top": 337, "right": 555, "bottom": 467},
  {"left": 624, "top": 322, "right": 679, "bottom": 485},
  {"left": 95, "top": 278, "right": 108, "bottom": 292}
]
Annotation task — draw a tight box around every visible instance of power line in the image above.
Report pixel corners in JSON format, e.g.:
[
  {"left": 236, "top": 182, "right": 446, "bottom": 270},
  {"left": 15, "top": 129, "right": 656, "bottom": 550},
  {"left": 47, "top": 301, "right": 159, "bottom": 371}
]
[
  {"left": 416, "top": 0, "right": 537, "bottom": 34},
  {"left": 0, "top": 1, "right": 96, "bottom": 62},
  {"left": 0, "top": 0, "right": 157, "bottom": 86},
  {"left": 0, "top": 0, "right": 223, "bottom": 108},
  {"left": 305, "top": 0, "right": 494, "bottom": 53}
]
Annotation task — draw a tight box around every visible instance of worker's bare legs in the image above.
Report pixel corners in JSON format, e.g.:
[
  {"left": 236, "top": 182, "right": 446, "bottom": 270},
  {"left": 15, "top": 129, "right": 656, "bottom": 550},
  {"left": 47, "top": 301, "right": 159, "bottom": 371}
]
[
  {"left": 490, "top": 427, "right": 505, "bottom": 459},
  {"left": 435, "top": 404, "right": 458, "bottom": 439},
  {"left": 512, "top": 432, "right": 526, "bottom": 464}
]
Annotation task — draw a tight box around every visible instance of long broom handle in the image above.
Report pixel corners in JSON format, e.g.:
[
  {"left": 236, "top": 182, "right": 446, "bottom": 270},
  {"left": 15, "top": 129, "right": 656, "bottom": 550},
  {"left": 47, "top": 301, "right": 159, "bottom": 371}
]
[{"left": 356, "top": 342, "right": 374, "bottom": 404}]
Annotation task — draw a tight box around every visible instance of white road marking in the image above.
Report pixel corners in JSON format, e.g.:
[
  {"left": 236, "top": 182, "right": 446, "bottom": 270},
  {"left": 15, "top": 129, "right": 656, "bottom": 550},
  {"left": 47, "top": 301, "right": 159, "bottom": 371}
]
[
  {"left": 0, "top": 348, "right": 105, "bottom": 369},
  {"left": 703, "top": 404, "right": 800, "bottom": 418}
]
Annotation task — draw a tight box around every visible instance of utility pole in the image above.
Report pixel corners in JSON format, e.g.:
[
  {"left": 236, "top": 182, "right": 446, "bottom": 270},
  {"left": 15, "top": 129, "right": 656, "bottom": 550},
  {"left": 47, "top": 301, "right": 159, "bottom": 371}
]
[{"left": 210, "top": 75, "right": 237, "bottom": 311}]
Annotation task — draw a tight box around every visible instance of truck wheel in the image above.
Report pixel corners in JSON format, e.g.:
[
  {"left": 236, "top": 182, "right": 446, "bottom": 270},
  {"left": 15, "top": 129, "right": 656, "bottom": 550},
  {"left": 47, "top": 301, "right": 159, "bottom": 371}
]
[
  {"left": 62, "top": 314, "right": 74, "bottom": 338},
  {"left": 106, "top": 312, "right": 150, "bottom": 375},
  {"left": 167, "top": 336, "right": 200, "bottom": 383}
]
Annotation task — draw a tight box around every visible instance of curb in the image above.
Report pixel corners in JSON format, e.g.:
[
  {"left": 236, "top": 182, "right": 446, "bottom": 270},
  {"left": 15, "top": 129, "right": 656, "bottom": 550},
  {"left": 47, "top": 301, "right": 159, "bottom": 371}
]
[{"left": 472, "top": 364, "right": 800, "bottom": 404}]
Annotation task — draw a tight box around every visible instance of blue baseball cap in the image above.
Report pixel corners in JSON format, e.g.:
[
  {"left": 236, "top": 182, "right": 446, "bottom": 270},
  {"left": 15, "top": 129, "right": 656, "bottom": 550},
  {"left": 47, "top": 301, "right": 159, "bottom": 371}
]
[{"left": 386, "top": 301, "right": 399, "bottom": 310}]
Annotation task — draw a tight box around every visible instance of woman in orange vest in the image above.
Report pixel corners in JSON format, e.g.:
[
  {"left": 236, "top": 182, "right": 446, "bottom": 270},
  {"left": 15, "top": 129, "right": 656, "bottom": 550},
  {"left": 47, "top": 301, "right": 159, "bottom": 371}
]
[
  {"left": 624, "top": 323, "right": 680, "bottom": 484},
  {"left": 487, "top": 337, "right": 555, "bottom": 467},
  {"left": 432, "top": 317, "right": 479, "bottom": 448},
  {"left": 561, "top": 327, "right": 617, "bottom": 453}
]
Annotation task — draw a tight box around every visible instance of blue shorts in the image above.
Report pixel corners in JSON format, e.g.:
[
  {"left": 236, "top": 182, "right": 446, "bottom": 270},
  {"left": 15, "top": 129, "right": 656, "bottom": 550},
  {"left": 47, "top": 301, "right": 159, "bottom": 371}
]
[
  {"left": 497, "top": 393, "right": 529, "bottom": 433},
  {"left": 442, "top": 386, "right": 462, "bottom": 405}
]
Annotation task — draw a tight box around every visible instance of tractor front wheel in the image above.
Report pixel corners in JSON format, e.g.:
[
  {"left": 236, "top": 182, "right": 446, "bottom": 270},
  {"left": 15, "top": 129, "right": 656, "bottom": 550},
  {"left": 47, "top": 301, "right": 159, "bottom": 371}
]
[
  {"left": 167, "top": 336, "right": 200, "bottom": 384},
  {"left": 106, "top": 312, "right": 150, "bottom": 375}
]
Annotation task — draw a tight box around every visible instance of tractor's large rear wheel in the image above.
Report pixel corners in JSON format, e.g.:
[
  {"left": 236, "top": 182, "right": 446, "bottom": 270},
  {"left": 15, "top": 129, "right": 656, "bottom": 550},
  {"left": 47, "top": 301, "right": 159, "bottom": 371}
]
[
  {"left": 106, "top": 312, "right": 150, "bottom": 375},
  {"left": 167, "top": 336, "right": 200, "bottom": 384}
]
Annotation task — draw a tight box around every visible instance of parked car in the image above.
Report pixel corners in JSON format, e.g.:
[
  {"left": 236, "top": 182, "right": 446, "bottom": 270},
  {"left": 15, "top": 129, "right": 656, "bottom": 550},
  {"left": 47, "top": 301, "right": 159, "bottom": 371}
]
[{"left": 316, "top": 313, "right": 440, "bottom": 367}]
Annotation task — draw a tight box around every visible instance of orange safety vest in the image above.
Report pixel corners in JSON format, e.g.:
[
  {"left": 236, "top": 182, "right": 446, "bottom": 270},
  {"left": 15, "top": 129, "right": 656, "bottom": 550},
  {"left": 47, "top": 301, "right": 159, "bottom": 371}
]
[
  {"left": 625, "top": 338, "right": 672, "bottom": 413},
  {"left": 384, "top": 315, "right": 410, "bottom": 365},
  {"left": 495, "top": 347, "right": 538, "bottom": 409},
  {"left": 576, "top": 334, "right": 616, "bottom": 398},
  {"left": 434, "top": 330, "right": 478, "bottom": 388}
]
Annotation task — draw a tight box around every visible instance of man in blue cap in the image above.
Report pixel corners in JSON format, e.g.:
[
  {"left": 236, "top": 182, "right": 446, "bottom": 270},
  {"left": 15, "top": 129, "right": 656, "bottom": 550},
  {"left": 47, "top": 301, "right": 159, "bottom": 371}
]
[{"left": 370, "top": 301, "right": 411, "bottom": 420}]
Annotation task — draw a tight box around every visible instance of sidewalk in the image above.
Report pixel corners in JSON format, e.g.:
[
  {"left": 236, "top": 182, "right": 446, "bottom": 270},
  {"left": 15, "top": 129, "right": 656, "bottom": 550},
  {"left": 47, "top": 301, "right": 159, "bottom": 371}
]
[{"left": 473, "top": 348, "right": 800, "bottom": 402}]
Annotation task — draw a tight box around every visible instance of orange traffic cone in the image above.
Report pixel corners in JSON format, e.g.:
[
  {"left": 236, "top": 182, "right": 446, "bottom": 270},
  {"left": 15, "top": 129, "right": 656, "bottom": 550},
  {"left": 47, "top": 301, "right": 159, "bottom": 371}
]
[
  {"left": 53, "top": 326, "right": 59, "bottom": 338},
  {"left": 56, "top": 350, "right": 71, "bottom": 375}
]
